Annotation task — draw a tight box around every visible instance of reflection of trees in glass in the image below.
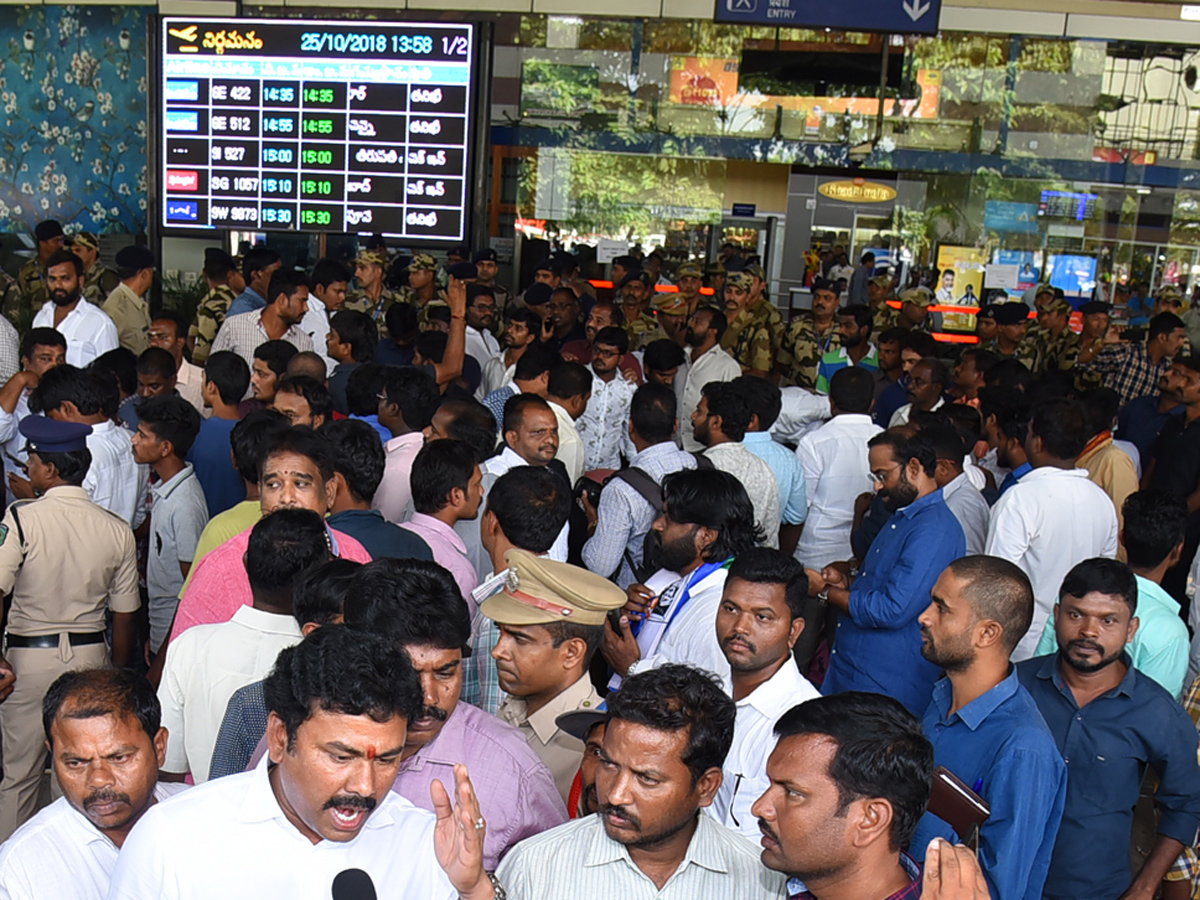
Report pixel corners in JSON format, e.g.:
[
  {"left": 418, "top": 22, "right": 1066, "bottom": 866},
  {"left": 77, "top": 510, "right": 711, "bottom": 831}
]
[{"left": 1170, "top": 191, "right": 1200, "bottom": 247}]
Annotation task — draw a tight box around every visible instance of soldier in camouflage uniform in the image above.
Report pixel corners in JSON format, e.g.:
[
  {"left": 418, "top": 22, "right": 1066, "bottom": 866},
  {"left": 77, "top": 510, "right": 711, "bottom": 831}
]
[
  {"left": 619, "top": 272, "right": 659, "bottom": 352},
  {"left": 745, "top": 262, "right": 784, "bottom": 365},
  {"left": 777, "top": 276, "right": 841, "bottom": 389},
  {"left": 649, "top": 291, "right": 690, "bottom": 346},
  {"left": 675, "top": 261, "right": 705, "bottom": 318},
  {"left": 720, "top": 271, "right": 773, "bottom": 375},
  {"left": 876, "top": 287, "right": 935, "bottom": 334},
  {"left": 13, "top": 220, "right": 65, "bottom": 330},
  {"left": 69, "top": 232, "right": 119, "bottom": 307},
  {"left": 868, "top": 275, "right": 897, "bottom": 334},
  {"left": 188, "top": 248, "right": 244, "bottom": 366},
  {"left": 988, "top": 302, "right": 1040, "bottom": 370},
  {"left": 1030, "top": 294, "right": 1080, "bottom": 373},
  {"left": 346, "top": 247, "right": 407, "bottom": 325}
]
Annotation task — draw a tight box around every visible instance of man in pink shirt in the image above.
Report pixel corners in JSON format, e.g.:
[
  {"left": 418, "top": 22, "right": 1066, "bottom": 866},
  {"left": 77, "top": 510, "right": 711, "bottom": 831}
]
[
  {"left": 169, "top": 427, "right": 372, "bottom": 642},
  {"left": 400, "top": 439, "right": 483, "bottom": 611},
  {"left": 374, "top": 366, "right": 442, "bottom": 524}
]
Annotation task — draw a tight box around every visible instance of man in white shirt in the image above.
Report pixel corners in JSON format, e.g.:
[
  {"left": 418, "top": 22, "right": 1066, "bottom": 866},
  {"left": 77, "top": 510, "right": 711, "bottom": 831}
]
[
  {"left": 465, "top": 284, "right": 501, "bottom": 368},
  {"left": 300, "top": 258, "right": 351, "bottom": 377},
  {"left": 147, "top": 311, "right": 206, "bottom": 415},
  {"left": 0, "top": 327, "right": 65, "bottom": 506},
  {"left": 109, "top": 625, "right": 498, "bottom": 900},
  {"left": 601, "top": 469, "right": 762, "bottom": 687},
  {"left": 708, "top": 549, "right": 819, "bottom": 839},
  {"left": 925, "top": 422, "right": 990, "bottom": 555},
  {"left": 477, "top": 308, "right": 540, "bottom": 401},
  {"left": 577, "top": 326, "right": 636, "bottom": 471},
  {"left": 25, "top": 364, "right": 147, "bottom": 527},
  {"left": 793, "top": 367, "right": 882, "bottom": 569},
  {"left": 888, "top": 357, "right": 948, "bottom": 428},
  {"left": 30, "top": 250, "right": 117, "bottom": 367},
  {"left": 157, "top": 509, "right": 320, "bottom": 782},
  {"left": 0, "top": 669, "right": 187, "bottom": 900},
  {"left": 769, "top": 386, "right": 831, "bottom": 446},
  {"left": 210, "top": 270, "right": 315, "bottom": 374},
  {"left": 986, "top": 398, "right": 1119, "bottom": 661},
  {"left": 693, "top": 381, "right": 781, "bottom": 548},
  {"left": 679, "top": 307, "right": 741, "bottom": 452},
  {"left": 546, "top": 361, "right": 590, "bottom": 484}
]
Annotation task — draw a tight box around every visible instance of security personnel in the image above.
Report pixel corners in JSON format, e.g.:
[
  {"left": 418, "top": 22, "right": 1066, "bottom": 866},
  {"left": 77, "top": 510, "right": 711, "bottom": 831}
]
[
  {"left": 868, "top": 274, "right": 898, "bottom": 333},
  {"left": 721, "top": 270, "right": 772, "bottom": 375},
  {"left": 777, "top": 276, "right": 841, "bottom": 389},
  {"left": 674, "top": 260, "right": 705, "bottom": 316},
  {"left": 393, "top": 252, "right": 441, "bottom": 311},
  {"left": 486, "top": 550, "right": 626, "bottom": 803},
  {"left": 619, "top": 272, "right": 658, "bottom": 352},
  {"left": 70, "top": 231, "right": 119, "bottom": 306},
  {"left": 14, "top": 220, "right": 64, "bottom": 329},
  {"left": 648, "top": 290, "right": 690, "bottom": 346},
  {"left": 745, "top": 261, "right": 784, "bottom": 363},
  {"left": 0, "top": 417, "right": 139, "bottom": 841},
  {"left": 345, "top": 247, "right": 405, "bottom": 323},
  {"left": 473, "top": 247, "right": 513, "bottom": 317},
  {"left": 189, "top": 248, "right": 244, "bottom": 365},
  {"left": 1032, "top": 294, "right": 1080, "bottom": 372},
  {"left": 102, "top": 245, "right": 155, "bottom": 355},
  {"left": 989, "top": 301, "right": 1040, "bottom": 370}
]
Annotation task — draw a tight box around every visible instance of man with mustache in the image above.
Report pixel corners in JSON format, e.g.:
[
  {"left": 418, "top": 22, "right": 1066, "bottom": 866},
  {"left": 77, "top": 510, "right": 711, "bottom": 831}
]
[
  {"left": 912, "top": 556, "right": 1066, "bottom": 900},
  {"left": 709, "top": 549, "right": 819, "bottom": 839},
  {"left": 29, "top": 249, "right": 118, "bottom": 367},
  {"left": 1018, "top": 558, "right": 1200, "bottom": 900},
  {"left": 108, "top": 625, "right": 499, "bottom": 900},
  {"left": 342, "top": 557, "right": 565, "bottom": 871},
  {"left": 496, "top": 664, "right": 788, "bottom": 899},
  {"left": 0, "top": 668, "right": 185, "bottom": 899}
]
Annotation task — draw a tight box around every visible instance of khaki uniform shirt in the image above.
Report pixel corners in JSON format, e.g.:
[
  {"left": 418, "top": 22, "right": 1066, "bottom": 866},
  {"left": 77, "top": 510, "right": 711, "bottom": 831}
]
[
  {"left": 778, "top": 314, "right": 840, "bottom": 388},
  {"left": 722, "top": 309, "right": 772, "bottom": 373},
  {"left": 498, "top": 674, "right": 602, "bottom": 803},
  {"left": 748, "top": 296, "right": 783, "bottom": 361},
  {"left": 81, "top": 262, "right": 120, "bottom": 307},
  {"left": 189, "top": 284, "right": 237, "bottom": 365},
  {"left": 0, "top": 485, "right": 139, "bottom": 636},
  {"left": 102, "top": 282, "right": 151, "bottom": 355}
]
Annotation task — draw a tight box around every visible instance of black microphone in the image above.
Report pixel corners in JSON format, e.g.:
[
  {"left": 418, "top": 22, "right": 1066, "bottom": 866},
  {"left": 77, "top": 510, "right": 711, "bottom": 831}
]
[{"left": 331, "top": 868, "right": 377, "bottom": 900}]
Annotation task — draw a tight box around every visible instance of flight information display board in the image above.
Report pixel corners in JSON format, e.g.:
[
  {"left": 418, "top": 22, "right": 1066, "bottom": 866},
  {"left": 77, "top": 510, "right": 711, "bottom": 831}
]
[{"left": 160, "top": 18, "right": 475, "bottom": 241}]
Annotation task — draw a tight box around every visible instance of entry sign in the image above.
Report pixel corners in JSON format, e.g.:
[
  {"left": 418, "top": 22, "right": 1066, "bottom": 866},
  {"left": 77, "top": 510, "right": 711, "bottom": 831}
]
[
  {"left": 731, "top": 203, "right": 756, "bottom": 217},
  {"left": 715, "top": 0, "right": 941, "bottom": 35}
]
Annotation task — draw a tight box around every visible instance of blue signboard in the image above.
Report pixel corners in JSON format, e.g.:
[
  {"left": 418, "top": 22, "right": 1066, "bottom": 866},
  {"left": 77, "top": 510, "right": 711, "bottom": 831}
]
[
  {"left": 985, "top": 201, "right": 1039, "bottom": 234},
  {"left": 715, "top": 0, "right": 941, "bottom": 34}
]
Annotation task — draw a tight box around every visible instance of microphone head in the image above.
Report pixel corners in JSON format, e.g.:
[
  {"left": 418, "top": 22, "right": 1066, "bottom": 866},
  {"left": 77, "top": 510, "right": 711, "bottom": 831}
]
[{"left": 331, "top": 868, "right": 377, "bottom": 900}]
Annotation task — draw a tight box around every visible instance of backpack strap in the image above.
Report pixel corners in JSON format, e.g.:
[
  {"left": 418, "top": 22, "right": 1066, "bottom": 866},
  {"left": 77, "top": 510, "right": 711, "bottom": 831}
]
[{"left": 610, "top": 467, "right": 664, "bottom": 513}]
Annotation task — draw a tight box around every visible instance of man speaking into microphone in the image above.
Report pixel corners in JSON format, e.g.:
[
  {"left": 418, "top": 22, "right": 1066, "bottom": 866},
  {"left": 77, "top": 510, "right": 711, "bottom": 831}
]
[{"left": 107, "top": 626, "right": 500, "bottom": 900}]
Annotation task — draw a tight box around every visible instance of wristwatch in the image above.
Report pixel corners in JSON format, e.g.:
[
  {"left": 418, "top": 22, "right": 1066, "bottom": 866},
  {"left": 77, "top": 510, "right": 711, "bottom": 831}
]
[
  {"left": 816, "top": 588, "right": 830, "bottom": 606},
  {"left": 488, "top": 873, "right": 507, "bottom": 900}
]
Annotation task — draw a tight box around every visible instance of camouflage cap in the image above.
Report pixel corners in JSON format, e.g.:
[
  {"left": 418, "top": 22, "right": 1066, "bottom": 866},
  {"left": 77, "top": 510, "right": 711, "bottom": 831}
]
[
  {"left": 726, "top": 271, "right": 754, "bottom": 291},
  {"left": 72, "top": 231, "right": 100, "bottom": 251},
  {"left": 900, "top": 287, "right": 933, "bottom": 308},
  {"left": 355, "top": 247, "right": 390, "bottom": 268},
  {"left": 869, "top": 274, "right": 892, "bottom": 289},
  {"left": 1041, "top": 296, "right": 1072, "bottom": 315},
  {"left": 706, "top": 262, "right": 727, "bottom": 275},
  {"left": 675, "top": 262, "right": 703, "bottom": 280},
  {"left": 745, "top": 262, "right": 766, "bottom": 281},
  {"left": 1034, "top": 283, "right": 1055, "bottom": 298},
  {"left": 651, "top": 292, "right": 689, "bottom": 315},
  {"left": 1156, "top": 286, "right": 1184, "bottom": 305},
  {"left": 408, "top": 253, "right": 437, "bottom": 272}
]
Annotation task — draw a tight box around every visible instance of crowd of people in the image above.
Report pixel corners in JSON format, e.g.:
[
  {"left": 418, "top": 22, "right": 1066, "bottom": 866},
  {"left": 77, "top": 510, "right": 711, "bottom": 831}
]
[{"left": 0, "top": 221, "right": 1196, "bottom": 899}]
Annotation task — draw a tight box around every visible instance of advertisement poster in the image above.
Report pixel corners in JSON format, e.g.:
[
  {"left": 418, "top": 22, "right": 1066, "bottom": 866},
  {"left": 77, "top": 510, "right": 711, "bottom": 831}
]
[
  {"left": 935, "top": 246, "right": 988, "bottom": 332},
  {"left": 1047, "top": 254, "right": 1098, "bottom": 300},
  {"left": 996, "top": 250, "right": 1041, "bottom": 292}
]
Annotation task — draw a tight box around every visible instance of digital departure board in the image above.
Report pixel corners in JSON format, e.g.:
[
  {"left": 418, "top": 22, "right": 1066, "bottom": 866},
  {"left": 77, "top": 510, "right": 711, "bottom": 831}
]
[{"left": 159, "top": 18, "right": 476, "bottom": 241}]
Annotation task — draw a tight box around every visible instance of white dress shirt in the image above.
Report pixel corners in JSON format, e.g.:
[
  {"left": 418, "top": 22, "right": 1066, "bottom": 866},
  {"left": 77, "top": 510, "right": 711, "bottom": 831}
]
[
  {"left": 627, "top": 565, "right": 731, "bottom": 684},
  {"left": 107, "top": 756, "right": 456, "bottom": 900},
  {"left": 210, "top": 310, "right": 315, "bottom": 375},
  {"left": 480, "top": 447, "right": 569, "bottom": 562},
  {"left": 793, "top": 413, "right": 883, "bottom": 569},
  {"left": 477, "top": 355, "right": 515, "bottom": 401},
  {"left": 985, "top": 466, "right": 1119, "bottom": 661},
  {"left": 298, "top": 294, "right": 337, "bottom": 377},
  {"left": 549, "top": 400, "right": 585, "bottom": 484},
  {"left": 769, "top": 388, "right": 831, "bottom": 445},
  {"left": 84, "top": 419, "right": 149, "bottom": 528},
  {"left": 577, "top": 368, "right": 636, "bottom": 470},
  {"left": 0, "top": 392, "right": 31, "bottom": 507},
  {"left": 703, "top": 442, "right": 781, "bottom": 549},
  {"left": 709, "top": 661, "right": 820, "bottom": 839},
  {"left": 941, "top": 471, "right": 990, "bottom": 556},
  {"left": 465, "top": 325, "right": 501, "bottom": 368},
  {"left": 0, "top": 315, "right": 17, "bottom": 386},
  {"left": 888, "top": 395, "right": 945, "bottom": 428},
  {"left": 678, "top": 345, "right": 742, "bottom": 452},
  {"left": 31, "top": 300, "right": 118, "bottom": 367},
  {"left": 0, "top": 783, "right": 187, "bottom": 900},
  {"left": 158, "top": 604, "right": 302, "bottom": 782},
  {"left": 175, "top": 359, "right": 207, "bottom": 417}
]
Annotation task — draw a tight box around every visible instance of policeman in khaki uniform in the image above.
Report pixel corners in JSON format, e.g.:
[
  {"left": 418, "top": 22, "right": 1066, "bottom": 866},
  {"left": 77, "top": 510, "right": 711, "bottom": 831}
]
[
  {"left": 102, "top": 245, "right": 155, "bottom": 355},
  {"left": 0, "top": 417, "right": 139, "bottom": 841},
  {"left": 720, "top": 271, "right": 773, "bottom": 375},
  {"left": 13, "top": 220, "right": 64, "bottom": 330},
  {"left": 69, "top": 231, "right": 119, "bottom": 306},
  {"left": 346, "top": 247, "right": 405, "bottom": 324},
  {"left": 486, "top": 549, "right": 626, "bottom": 804}
]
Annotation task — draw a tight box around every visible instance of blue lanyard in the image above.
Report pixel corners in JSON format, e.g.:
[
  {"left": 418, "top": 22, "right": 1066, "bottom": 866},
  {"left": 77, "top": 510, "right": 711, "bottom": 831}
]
[{"left": 630, "top": 559, "right": 729, "bottom": 638}]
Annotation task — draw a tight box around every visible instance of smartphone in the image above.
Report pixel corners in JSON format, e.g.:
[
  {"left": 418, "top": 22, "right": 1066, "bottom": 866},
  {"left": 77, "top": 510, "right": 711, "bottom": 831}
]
[{"left": 607, "top": 608, "right": 624, "bottom": 635}]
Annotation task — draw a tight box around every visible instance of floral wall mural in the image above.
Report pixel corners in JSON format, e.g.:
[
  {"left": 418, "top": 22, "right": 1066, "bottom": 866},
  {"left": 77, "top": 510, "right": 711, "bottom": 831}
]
[{"left": 0, "top": 5, "right": 150, "bottom": 235}]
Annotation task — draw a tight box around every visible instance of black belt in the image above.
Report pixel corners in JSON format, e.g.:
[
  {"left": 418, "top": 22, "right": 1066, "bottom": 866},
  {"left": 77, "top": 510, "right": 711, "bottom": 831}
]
[{"left": 6, "top": 632, "right": 106, "bottom": 648}]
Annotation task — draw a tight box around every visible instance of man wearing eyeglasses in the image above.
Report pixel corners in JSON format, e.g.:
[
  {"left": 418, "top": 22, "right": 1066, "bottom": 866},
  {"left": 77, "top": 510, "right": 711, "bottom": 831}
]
[{"left": 805, "top": 430, "right": 965, "bottom": 715}]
